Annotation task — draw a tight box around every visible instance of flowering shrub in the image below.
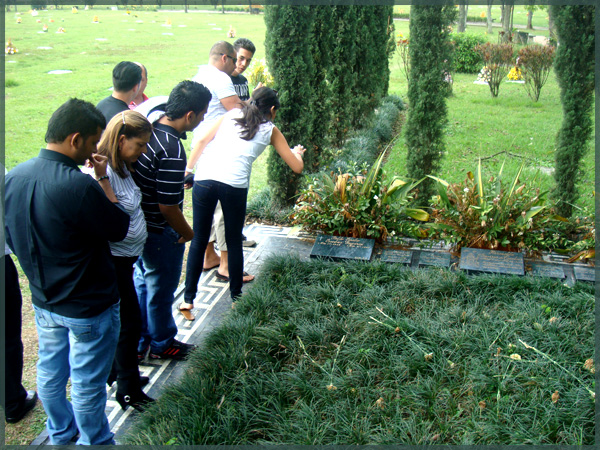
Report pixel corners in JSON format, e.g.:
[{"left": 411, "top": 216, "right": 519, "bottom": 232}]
[
  {"left": 507, "top": 66, "right": 523, "bottom": 81},
  {"left": 474, "top": 43, "right": 514, "bottom": 97},
  {"left": 246, "top": 58, "right": 274, "bottom": 88},
  {"left": 517, "top": 44, "right": 556, "bottom": 102},
  {"left": 427, "top": 160, "right": 558, "bottom": 254},
  {"left": 293, "top": 152, "right": 429, "bottom": 243}
]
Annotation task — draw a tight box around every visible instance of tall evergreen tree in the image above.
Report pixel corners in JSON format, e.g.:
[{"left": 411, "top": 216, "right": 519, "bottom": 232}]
[
  {"left": 264, "top": 5, "right": 315, "bottom": 205},
  {"left": 550, "top": 5, "right": 595, "bottom": 218},
  {"left": 404, "top": 3, "right": 457, "bottom": 202},
  {"left": 352, "top": 5, "right": 394, "bottom": 128},
  {"left": 329, "top": 5, "right": 358, "bottom": 148},
  {"left": 305, "top": 5, "right": 333, "bottom": 173}
]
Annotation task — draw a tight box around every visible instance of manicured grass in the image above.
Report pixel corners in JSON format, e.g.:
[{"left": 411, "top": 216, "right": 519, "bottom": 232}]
[
  {"left": 125, "top": 255, "right": 595, "bottom": 445},
  {"left": 4, "top": 7, "right": 267, "bottom": 168},
  {"left": 386, "top": 58, "right": 595, "bottom": 213}
]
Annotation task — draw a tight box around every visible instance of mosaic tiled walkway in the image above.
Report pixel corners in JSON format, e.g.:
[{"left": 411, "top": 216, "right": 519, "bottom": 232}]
[{"left": 31, "top": 224, "right": 315, "bottom": 446}]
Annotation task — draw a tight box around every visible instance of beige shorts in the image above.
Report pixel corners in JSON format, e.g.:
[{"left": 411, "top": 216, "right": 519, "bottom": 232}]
[{"left": 209, "top": 201, "right": 227, "bottom": 252}]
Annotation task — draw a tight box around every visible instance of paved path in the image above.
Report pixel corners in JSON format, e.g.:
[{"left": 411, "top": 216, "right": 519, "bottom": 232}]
[{"left": 30, "top": 224, "right": 314, "bottom": 446}]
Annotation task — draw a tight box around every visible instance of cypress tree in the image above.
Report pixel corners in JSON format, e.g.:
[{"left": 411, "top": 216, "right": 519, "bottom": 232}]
[
  {"left": 352, "top": 5, "right": 394, "bottom": 128},
  {"left": 305, "top": 5, "right": 333, "bottom": 173},
  {"left": 264, "top": 5, "right": 315, "bottom": 206},
  {"left": 329, "top": 5, "right": 358, "bottom": 148},
  {"left": 404, "top": 3, "right": 457, "bottom": 202},
  {"left": 550, "top": 5, "right": 595, "bottom": 218}
]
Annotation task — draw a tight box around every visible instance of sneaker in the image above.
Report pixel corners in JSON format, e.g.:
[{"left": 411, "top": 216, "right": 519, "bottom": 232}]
[
  {"left": 242, "top": 233, "right": 257, "bottom": 247},
  {"left": 149, "top": 339, "right": 196, "bottom": 361},
  {"left": 137, "top": 346, "right": 149, "bottom": 364}
]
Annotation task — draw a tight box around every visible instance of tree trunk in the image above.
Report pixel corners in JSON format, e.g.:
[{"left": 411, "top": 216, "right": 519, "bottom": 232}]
[
  {"left": 486, "top": 1, "right": 493, "bottom": 34},
  {"left": 458, "top": 3, "right": 467, "bottom": 32},
  {"left": 184, "top": 0, "right": 188, "bottom": 13},
  {"left": 222, "top": 0, "right": 225, "bottom": 14},
  {"left": 527, "top": 10, "right": 533, "bottom": 29},
  {"left": 500, "top": 1, "right": 514, "bottom": 42},
  {"left": 548, "top": 8, "right": 557, "bottom": 42}
]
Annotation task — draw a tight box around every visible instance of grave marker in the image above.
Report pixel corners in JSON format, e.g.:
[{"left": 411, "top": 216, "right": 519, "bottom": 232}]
[
  {"left": 459, "top": 248, "right": 524, "bottom": 276},
  {"left": 310, "top": 235, "right": 374, "bottom": 261}
]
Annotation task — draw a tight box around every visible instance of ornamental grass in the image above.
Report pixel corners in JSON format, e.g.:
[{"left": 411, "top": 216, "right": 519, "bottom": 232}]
[{"left": 125, "top": 256, "right": 594, "bottom": 445}]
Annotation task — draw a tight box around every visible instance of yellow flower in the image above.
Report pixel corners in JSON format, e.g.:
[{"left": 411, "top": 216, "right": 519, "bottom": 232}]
[{"left": 510, "top": 353, "right": 521, "bottom": 361}]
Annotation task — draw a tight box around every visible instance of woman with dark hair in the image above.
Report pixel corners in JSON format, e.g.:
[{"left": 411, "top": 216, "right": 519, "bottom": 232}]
[
  {"left": 93, "top": 110, "right": 154, "bottom": 411},
  {"left": 183, "top": 87, "right": 305, "bottom": 304}
]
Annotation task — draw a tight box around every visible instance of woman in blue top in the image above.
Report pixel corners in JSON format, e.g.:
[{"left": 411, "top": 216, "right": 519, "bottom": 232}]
[
  {"left": 95, "top": 110, "right": 154, "bottom": 411},
  {"left": 183, "top": 87, "right": 305, "bottom": 304}
]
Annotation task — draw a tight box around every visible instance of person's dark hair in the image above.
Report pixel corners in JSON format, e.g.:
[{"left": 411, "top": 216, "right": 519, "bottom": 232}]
[
  {"left": 234, "top": 87, "right": 280, "bottom": 141},
  {"left": 96, "top": 110, "right": 152, "bottom": 178},
  {"left": 45, "top": 98, "right": 106, "bottom": 144},
  {"left": 233, "top": 38, "right": 256, "bottom": 55},
  {"left": 112, "top": 61, "right": 142, "bottom": 92},
  {"left": 164, "top": 80, "right": 211, "bottom": 120}
]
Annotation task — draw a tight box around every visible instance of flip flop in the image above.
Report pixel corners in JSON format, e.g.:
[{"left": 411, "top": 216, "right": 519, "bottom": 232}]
[
  {"left": 215, "top": 271, "right": 254, "bottom": 283},
  {"left": 203, "top": 263, "right": 220, "bottom": 272},
  {"left": 178, "top": 306, "right": 195, "bottom": 321}
]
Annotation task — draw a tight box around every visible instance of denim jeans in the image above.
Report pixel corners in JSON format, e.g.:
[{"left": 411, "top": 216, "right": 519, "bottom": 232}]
[
  {"left": 184, "top": 180, "right": 247, "bottom": 302},
  {"left": 134, "top": 225, "right": 185, "bottom": 353},
  {"left": 34, "top": 303, "right": 119, "bottom": 445}
]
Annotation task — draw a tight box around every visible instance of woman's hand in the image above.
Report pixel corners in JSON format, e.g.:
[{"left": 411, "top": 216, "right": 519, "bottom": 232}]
[
  {"left": 292, "top": 145, "right": 306, "bottom": 158},
  {"left": 89, "top": 153, "right": 109, "bottom": 179}
]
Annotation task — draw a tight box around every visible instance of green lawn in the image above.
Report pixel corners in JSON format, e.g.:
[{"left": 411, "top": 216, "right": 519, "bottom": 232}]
[{"left": 5, "top": 7, "right": 593, "bottom": 212}]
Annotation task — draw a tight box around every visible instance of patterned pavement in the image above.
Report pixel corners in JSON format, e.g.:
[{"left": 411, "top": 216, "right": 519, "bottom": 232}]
[{"left": 31, "top": 224, "right": 315, "bottom": 446}]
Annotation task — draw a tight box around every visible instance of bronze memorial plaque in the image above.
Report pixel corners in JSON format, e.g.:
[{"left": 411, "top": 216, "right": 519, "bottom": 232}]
[
  {"left": 529, "top": 262, "right": 566, "bottom": 279},
  {"left": 459, "top": 248, "right": 525, "bottom": 276},
  {"left": 573, "top": 265, "right": 595, "bottom": 283},
  {"left": 418, "top": 251, "right": 451, "bottom": 268},
  {"left": 380, "top": 249, "right": 412, "bottom": 265},
  {"left": 310, "top": 235, "right": 375, "bottom": 261}
]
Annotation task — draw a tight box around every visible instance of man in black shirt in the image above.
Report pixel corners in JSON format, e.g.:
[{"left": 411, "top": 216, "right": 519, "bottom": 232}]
[
  {"left": 230, "top": 38, "right": 256, "bottom": 101},
  {"left": 5, "top": 99, "right": 129, "bottom": 445},
  {"left": 96, "top": 61, "right": 142, "bottom": 122}
]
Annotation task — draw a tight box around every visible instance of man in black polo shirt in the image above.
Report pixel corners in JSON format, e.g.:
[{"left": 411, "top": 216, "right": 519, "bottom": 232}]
[
  {"left": 96, "top": 61, "right": 142, "bottom": 122},
  {"left": 5, "top": 99, "right": 130, "bottom": 445},
  {"left": 132, "top": 80, "right": 211, "bottom": 361}
]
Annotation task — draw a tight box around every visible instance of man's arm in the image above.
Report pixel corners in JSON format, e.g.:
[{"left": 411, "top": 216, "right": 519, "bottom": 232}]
[
  {"left": 220, "top": 95, "right": 243, "bottom": 111},
  {"left": 159, "top": 204, "right": 193, "bottom": 243}
]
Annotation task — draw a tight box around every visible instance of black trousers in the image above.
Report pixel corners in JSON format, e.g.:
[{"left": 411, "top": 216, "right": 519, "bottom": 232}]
[
  {"left": 110, "top": 255, "right": 144, "bottom": 394},
  {"left": 5, "top": 255, "right": 28, "bottom": 416}
]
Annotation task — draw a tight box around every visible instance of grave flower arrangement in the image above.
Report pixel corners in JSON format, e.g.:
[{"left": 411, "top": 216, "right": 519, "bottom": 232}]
[
  {"left": 476, "top": 66, "right": 491, "bottom": 83},
  {"left": 507, "top": 66, "right": 522, "bottom": 81},
  {"left": 5, "top": 39, "right": 18, "bottom": 55},
  {"left": 247, "top": 58, "right": 274, "bottom": 88}
]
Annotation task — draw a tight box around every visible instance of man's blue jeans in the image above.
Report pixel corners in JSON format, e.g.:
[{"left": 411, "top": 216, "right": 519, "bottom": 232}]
[
  {"left": 34, "top": 303, "right": 119, "bottom": 445},
  {"left": 134, "top": 225, "right": 185, "bottom": 353}
]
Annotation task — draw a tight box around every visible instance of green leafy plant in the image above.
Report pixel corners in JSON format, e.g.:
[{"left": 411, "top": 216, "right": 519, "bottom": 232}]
[
  {"left": 450, "top": 32, "right": 487, "bottom": 74},
  {"left": 293, "top": 152, "right": 428, "bottom": 243},
  {"left": 427, "top": 159, "right": 559, "bottom": 254},
  {"left": 474, "top": 42, "right": 514, "bottom": 97},
  {"left": 517, "top": 44, "right": 556, "bottom": 102}
]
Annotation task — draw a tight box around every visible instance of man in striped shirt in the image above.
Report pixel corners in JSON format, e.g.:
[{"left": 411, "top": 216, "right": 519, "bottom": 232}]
[{"left": 132, "top": 80, "right": 211, "bottom": 361}]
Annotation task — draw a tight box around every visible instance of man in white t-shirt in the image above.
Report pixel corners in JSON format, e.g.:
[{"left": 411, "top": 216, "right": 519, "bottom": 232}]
[{"left": 183, "top": 42, "right": 254, "bottom": 317}]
